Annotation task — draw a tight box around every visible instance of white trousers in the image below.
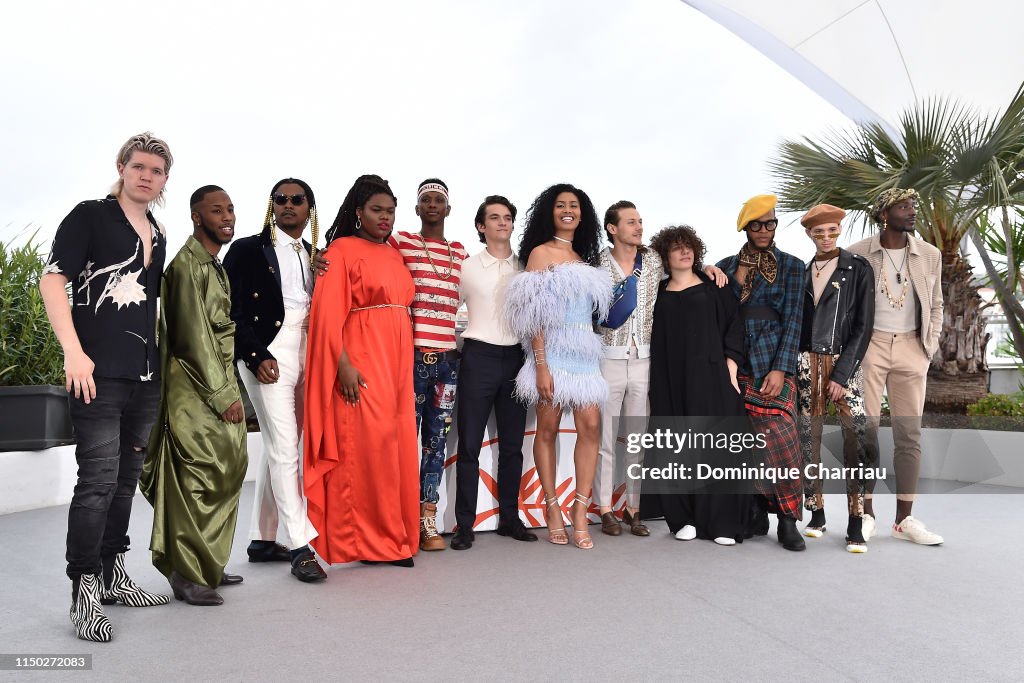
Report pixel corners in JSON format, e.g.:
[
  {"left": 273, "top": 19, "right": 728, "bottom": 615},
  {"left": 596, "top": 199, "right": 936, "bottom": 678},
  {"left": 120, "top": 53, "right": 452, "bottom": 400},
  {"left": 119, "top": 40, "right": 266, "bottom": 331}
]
[
  {"left": 239, "top": 308, "right": 317, "bottom": 549},
  {"left": 596, "top": 350, "right": 650, "bottom": 509}
]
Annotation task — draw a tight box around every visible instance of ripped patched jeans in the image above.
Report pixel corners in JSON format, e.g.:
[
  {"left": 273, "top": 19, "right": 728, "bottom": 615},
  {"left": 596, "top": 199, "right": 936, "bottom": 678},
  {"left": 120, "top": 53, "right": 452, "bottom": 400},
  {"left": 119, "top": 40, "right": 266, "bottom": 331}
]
[
  {"left": 65, "top": 378, "right": 159, "bottom": 579},
  {"left": 414, "top": 355, "right": 459, "bottom": 504}
]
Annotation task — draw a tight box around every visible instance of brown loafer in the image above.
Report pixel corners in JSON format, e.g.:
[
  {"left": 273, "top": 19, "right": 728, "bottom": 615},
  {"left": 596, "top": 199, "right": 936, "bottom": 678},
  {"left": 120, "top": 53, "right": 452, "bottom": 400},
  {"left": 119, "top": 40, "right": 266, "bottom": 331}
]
[
  {"left": 622, "top": 508, "right": 650, "bottom": 537},
  {"left": 600, "top": 512, "right": 622, "bottom": 536}
]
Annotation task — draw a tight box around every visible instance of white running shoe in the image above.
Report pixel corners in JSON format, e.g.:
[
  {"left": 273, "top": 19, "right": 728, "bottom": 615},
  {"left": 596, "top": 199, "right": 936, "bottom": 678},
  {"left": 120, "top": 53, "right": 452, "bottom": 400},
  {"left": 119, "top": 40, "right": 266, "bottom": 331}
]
[
  {"left": 713, "top": 537, "right": 736, "bottom": 546},
  {"left": 891, "top": 516, "right": 944, "bottom": 545},
  {"left": 675, "top": 525, "right": 697, "bottom": 541},
  {"left": 862, "top": 513, "right": 875, "bottom": 540}
]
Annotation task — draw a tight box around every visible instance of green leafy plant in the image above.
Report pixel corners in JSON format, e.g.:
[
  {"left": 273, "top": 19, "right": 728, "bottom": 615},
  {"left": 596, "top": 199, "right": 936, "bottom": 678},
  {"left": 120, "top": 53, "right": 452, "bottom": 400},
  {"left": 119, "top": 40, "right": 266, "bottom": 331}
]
[
  {"left": 770, "top": 83, "right": 1024, "bottom": 381},
  {"left": 0, "top": 233, "right": 65, "bottom": 386},
  {"left": 967, "top": 391, "right": 1024, "bottom": 417}
]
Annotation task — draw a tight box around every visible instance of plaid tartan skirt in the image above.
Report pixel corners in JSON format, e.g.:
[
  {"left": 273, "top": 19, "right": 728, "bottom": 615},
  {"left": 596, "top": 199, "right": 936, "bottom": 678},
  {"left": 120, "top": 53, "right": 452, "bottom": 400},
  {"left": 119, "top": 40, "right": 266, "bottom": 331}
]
[{"left": 738, "top": 374, "right": 803, "bottom": 519}]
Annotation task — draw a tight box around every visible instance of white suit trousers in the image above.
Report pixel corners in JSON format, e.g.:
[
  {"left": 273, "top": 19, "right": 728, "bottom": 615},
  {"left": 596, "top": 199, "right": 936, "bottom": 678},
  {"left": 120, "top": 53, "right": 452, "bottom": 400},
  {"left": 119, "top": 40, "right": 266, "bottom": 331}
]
[
  {"left": 239, "top": 308, "right": 317, "bottom": 548},
  {"left": 596, "top": 350, "right": 650, "bottom": 509}
]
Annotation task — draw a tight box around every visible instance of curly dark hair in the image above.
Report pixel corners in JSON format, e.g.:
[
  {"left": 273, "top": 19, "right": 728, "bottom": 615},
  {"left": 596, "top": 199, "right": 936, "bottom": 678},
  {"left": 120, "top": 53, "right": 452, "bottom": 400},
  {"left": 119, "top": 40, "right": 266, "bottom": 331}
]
[
  {"left": 325, "top": 174, "right": 396, "bottom": 245},
  {"left": 517, "top": 183, "right": 602, "bottom": 268},
  {"left": 474, "top": 195, "right": 517, "bottom": 244},
  {"left": 650, "top": 225, "right": 706, "bottom": 274}
]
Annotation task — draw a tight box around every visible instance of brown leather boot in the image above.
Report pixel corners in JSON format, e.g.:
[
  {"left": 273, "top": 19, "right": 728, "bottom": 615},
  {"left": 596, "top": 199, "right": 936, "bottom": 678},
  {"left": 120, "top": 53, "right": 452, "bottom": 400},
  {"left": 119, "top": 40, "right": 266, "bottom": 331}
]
[{"left": 419, "top": 502, "right": 446, "bottom": 551}]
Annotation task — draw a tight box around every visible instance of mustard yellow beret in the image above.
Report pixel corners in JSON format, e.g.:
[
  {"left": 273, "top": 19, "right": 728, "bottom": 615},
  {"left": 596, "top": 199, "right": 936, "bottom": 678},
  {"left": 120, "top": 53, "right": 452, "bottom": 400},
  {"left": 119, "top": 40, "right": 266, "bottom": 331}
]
[
  {"left": 800, "top": 203, "right": 846, "bottom": 229},
  {"left": 737, "top": 194, "right": 778, "bottom": 231}
]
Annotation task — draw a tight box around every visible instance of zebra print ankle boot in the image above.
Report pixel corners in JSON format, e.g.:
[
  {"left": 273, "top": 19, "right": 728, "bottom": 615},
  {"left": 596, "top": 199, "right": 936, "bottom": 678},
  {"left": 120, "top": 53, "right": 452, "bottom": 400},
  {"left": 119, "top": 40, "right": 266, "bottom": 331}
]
[
  {"left": 70, "top": 574, "right": 112, "bottom": 642},
  {"left": 101, "top": 553, "right": 169, "bottom": 607}
]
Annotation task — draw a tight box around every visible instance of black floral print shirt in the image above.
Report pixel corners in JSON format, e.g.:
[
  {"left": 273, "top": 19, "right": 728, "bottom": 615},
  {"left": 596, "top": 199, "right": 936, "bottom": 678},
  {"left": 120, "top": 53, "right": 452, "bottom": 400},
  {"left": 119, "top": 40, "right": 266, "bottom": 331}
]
[{"left": 43, "top": 196, "right": 165, "bottom": 381}]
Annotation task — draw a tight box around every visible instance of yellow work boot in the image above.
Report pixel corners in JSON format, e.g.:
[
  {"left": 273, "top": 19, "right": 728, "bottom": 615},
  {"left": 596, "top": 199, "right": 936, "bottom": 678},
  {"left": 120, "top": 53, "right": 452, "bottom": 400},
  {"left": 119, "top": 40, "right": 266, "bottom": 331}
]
[{"left": 419, "top": 502, "right": 446, "bottom": 551}]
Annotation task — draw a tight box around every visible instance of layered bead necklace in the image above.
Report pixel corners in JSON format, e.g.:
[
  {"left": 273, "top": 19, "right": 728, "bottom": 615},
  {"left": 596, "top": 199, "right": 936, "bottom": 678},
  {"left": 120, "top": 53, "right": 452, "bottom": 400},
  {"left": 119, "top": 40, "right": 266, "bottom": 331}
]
[{"left": 880, "top": 245, "right": 909, "bottom": 309}]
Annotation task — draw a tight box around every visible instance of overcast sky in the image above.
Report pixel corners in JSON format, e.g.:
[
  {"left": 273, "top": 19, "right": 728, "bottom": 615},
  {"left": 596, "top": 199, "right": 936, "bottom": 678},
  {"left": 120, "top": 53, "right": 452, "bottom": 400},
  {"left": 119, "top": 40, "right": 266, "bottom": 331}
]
[{"left": 1, "top": 0, "right": 856, "bottom": 262}]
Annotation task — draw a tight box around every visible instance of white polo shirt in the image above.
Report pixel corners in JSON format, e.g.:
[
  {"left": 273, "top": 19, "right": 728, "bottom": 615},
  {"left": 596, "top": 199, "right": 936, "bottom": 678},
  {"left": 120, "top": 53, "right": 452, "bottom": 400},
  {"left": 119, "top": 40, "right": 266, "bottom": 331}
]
[{"left": 460, "top": 248, "right": 520, "bottom": 346}]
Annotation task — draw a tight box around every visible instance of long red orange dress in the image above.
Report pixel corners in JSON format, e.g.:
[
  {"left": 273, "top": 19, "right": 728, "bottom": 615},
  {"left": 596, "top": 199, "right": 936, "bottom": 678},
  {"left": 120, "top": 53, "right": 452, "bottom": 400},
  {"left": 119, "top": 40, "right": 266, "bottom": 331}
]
[{"left": 304, "top": 236, "right": 419, "bottom": 563}]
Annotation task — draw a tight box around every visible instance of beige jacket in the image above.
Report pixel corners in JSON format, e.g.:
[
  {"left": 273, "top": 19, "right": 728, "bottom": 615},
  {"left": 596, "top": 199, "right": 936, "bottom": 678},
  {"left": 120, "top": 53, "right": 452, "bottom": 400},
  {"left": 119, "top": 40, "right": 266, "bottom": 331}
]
[{"left": 848, "top": 234, "right": 944, "bottom": 357}]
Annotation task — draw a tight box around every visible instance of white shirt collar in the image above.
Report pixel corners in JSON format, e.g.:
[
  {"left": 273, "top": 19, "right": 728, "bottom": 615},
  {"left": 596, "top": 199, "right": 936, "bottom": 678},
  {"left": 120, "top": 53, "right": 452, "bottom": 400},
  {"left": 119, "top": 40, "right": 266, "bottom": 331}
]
[{"left": 479, "top": 248, "right": 517, "bottom": 269}]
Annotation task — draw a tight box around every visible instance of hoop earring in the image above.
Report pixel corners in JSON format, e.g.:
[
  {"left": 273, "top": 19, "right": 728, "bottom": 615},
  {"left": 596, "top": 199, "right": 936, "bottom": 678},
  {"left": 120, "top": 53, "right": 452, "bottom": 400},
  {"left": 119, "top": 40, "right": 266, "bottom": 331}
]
[{"left": 355, "top": 217, "right": 362, "bottom": 232}]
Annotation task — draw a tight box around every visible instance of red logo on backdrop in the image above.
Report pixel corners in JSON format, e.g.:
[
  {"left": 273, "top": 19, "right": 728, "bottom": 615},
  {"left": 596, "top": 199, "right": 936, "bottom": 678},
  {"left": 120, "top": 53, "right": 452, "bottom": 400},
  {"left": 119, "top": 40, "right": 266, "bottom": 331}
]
[{"left": 444, "top": 429, "right": 630, "bottom": 529}]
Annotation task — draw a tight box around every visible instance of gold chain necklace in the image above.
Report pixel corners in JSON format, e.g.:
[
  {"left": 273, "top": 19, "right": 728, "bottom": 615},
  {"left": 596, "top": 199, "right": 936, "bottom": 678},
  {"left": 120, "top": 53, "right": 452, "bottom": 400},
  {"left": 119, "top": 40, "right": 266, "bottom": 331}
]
[{"left": 418, "top": 234, "right": 453, "bottom": 280}]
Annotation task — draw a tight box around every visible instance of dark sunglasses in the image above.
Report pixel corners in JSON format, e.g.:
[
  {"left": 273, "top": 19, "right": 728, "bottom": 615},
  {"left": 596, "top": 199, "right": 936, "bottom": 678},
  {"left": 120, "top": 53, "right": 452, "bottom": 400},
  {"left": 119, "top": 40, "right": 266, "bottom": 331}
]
[
  {"left": 747, "top": 219, "right": 778, "bottom": 232},
  {"left": 273, "top": 193, "right": 307, "bottom": 207}
]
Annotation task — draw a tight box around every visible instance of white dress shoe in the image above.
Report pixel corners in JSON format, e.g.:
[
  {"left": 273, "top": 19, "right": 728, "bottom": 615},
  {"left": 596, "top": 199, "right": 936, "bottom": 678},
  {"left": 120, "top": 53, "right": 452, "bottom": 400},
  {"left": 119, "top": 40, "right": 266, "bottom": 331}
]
[
  {"left": 713, "top": 537, "right": 736, "bottom": 546},
  {"left": 675, "top": 525, "right": 697, "bottom": 541}
]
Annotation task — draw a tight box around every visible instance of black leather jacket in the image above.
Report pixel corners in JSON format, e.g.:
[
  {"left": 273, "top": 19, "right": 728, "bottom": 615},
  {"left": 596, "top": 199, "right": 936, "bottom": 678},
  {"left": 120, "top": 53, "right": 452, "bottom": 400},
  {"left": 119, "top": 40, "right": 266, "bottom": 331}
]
[{"left": 799, "top": 249, "right": 874, "bottom": 387}]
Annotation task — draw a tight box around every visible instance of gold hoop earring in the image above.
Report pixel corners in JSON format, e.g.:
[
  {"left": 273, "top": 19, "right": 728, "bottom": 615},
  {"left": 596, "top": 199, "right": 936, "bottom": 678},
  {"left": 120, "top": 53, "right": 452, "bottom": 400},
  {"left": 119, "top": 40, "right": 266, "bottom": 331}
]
[{"left": 355, "top": 217, "right": 362, "bottom": 231}]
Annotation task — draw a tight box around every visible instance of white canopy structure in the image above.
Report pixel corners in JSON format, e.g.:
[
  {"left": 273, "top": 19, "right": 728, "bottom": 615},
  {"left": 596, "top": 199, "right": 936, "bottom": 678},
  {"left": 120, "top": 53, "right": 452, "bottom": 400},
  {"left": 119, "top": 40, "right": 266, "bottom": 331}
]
[{"left": 681, "top": 0, "right": 1023, "bottom": 128}]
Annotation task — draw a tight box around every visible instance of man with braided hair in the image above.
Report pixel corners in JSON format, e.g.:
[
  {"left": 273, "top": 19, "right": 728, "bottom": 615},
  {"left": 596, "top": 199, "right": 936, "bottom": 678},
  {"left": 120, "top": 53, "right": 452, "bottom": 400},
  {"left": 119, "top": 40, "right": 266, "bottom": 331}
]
[
  {"left": 223, "top": 178, "right": 327, "bottom": 582},
  {"left": 848, "top": 188, "right": 944, "bottom": 545},
  {"left": 716, "top": 193, "right": 807, "bottom": 551}
]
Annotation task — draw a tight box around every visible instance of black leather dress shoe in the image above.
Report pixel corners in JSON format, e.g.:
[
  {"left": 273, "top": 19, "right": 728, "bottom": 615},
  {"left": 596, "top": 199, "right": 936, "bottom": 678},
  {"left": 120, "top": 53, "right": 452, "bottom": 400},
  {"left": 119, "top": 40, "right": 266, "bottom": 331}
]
[
  {"left": 495, "top": 522, "right": 538, "bottom": 542},
  {"left": 219, "top": 572, "right": 244, "bottom": 586},
  {"left": 777, "top": 516, "right": 806, "bottom": 551},
  {"left": 291, "top": 551, "right": 327, "bottom": 583},
  {"left": 247, "top": 542, "right": 291, "bottom": 562},
  {"left": 450, "top": 528, "right": 474, "bottom": 550},
  {"left": 360, "top": 558, "right": 415, "bottom": 567},
  {"left": 170, "top": 571, "right": 223, "bottom": 606}
]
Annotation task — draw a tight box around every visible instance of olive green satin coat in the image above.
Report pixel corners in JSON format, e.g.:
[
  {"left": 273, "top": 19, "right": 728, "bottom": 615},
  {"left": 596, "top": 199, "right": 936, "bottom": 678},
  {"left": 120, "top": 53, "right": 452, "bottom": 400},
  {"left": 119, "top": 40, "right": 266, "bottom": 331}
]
[{"left": 141, "top": 236, "right": 247, "bottom": 588}]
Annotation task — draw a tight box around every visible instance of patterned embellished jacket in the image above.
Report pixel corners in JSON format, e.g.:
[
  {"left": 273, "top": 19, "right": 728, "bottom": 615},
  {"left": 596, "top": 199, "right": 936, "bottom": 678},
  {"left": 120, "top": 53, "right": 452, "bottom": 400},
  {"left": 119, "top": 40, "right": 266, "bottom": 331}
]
[
  {"left": 597, "top": 247, "right": 663, "bottom": 358},
  {"left": 717, "top": 246, "right": 805, "bottom": 382}
]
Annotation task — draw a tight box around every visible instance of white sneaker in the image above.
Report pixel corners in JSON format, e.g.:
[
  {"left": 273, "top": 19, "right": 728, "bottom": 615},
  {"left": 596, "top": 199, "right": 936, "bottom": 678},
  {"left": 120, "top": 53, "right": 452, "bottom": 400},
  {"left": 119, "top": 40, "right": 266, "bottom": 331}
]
[
  {"left": 675, "top": 525, "right": 697, "bottom": 541},
  {"left": 713, "top": 537, "right": 736, "bottom": 546},
  {"left": 862, "top": 513, "right": 876, "bottom": 541},
  {"left": 891, "top": 516, "right": 944, "bottom": 545}
]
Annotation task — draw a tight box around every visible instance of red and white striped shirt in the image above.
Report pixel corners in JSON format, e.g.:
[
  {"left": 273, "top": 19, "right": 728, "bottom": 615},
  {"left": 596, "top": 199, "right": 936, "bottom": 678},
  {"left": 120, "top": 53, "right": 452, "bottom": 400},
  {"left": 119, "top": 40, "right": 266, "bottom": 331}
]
[{"left": 388, "top": 231, "right": 467, "bottom": 350}]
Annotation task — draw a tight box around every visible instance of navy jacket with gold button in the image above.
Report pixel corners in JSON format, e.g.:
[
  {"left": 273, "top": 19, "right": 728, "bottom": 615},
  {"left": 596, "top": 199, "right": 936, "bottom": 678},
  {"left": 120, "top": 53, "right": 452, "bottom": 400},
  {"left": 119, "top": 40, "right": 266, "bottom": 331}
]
[{"left": 222, "top": 226, "right": 311, "bottom": 373}]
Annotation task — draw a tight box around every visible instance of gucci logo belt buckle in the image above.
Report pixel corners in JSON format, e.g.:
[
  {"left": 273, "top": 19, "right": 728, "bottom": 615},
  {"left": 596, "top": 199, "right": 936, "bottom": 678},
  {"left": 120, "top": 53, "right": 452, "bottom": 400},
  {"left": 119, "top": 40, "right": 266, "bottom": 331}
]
[{"left": 422, "top": 352, "right": 438, "bottom": 365}]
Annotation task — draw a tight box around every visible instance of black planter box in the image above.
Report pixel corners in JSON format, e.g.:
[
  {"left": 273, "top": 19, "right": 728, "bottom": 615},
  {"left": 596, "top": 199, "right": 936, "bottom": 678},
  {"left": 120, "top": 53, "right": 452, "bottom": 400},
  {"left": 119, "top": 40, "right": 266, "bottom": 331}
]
[{"left": 0, "top": 385, "right": 75, "bottom": 451}]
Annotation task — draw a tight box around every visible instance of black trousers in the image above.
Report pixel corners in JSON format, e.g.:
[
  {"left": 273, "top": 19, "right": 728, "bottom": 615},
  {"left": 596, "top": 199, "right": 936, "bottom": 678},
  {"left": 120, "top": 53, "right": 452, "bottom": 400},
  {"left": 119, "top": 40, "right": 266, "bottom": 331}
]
[
  {"left": 454, "top": 339, "right": 527, "bottom": 531},
  {"left": 66, "top": 378, "right": 159, "bottom": 579}
]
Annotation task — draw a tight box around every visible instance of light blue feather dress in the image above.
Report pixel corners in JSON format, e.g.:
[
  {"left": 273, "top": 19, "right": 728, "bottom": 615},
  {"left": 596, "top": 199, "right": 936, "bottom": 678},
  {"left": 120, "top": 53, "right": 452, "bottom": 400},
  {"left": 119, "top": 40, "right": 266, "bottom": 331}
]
[{"left": 502, "top": 262, "right": 612, "bottom": 409}]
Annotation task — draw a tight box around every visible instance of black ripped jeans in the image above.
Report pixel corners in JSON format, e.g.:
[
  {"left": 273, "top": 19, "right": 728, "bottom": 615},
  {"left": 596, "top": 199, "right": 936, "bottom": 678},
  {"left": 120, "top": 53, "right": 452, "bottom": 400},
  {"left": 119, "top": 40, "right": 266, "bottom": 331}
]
[{"left": 65, "top": 378, "right": 159, "bottom": 580}]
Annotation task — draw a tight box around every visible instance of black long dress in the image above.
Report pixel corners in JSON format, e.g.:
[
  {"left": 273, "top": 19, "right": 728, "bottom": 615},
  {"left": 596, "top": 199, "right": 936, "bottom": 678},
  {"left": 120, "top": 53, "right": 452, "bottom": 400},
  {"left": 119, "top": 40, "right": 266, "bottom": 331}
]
[{"left": 640, "top": 272, "right": 753, "bottom": 541}]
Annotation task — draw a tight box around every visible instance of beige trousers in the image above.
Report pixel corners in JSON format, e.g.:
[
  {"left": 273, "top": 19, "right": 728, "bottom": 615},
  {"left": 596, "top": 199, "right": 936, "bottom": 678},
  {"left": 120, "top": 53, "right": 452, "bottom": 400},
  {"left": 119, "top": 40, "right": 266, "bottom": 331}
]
[
  {"left": 596, "top": 350, "right": 649, "bottom": 509},
  {"left": 861, "top": 330, "right": 930, "bottom": 501}
]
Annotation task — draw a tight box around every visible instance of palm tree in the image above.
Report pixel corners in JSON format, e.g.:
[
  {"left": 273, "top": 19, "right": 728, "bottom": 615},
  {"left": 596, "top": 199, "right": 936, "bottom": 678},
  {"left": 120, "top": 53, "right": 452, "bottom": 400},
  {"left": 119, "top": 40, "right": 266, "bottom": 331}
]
[{"left": 769, "top": 82, "right": 1024, "bottom": 409}]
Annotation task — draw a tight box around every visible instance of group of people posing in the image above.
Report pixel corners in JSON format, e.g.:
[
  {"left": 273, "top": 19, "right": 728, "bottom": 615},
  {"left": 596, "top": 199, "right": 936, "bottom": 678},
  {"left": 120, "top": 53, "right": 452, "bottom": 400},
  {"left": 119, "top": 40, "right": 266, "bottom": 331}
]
[{"left": 42, "top": 133, "right": 945, "bottom": 644}]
